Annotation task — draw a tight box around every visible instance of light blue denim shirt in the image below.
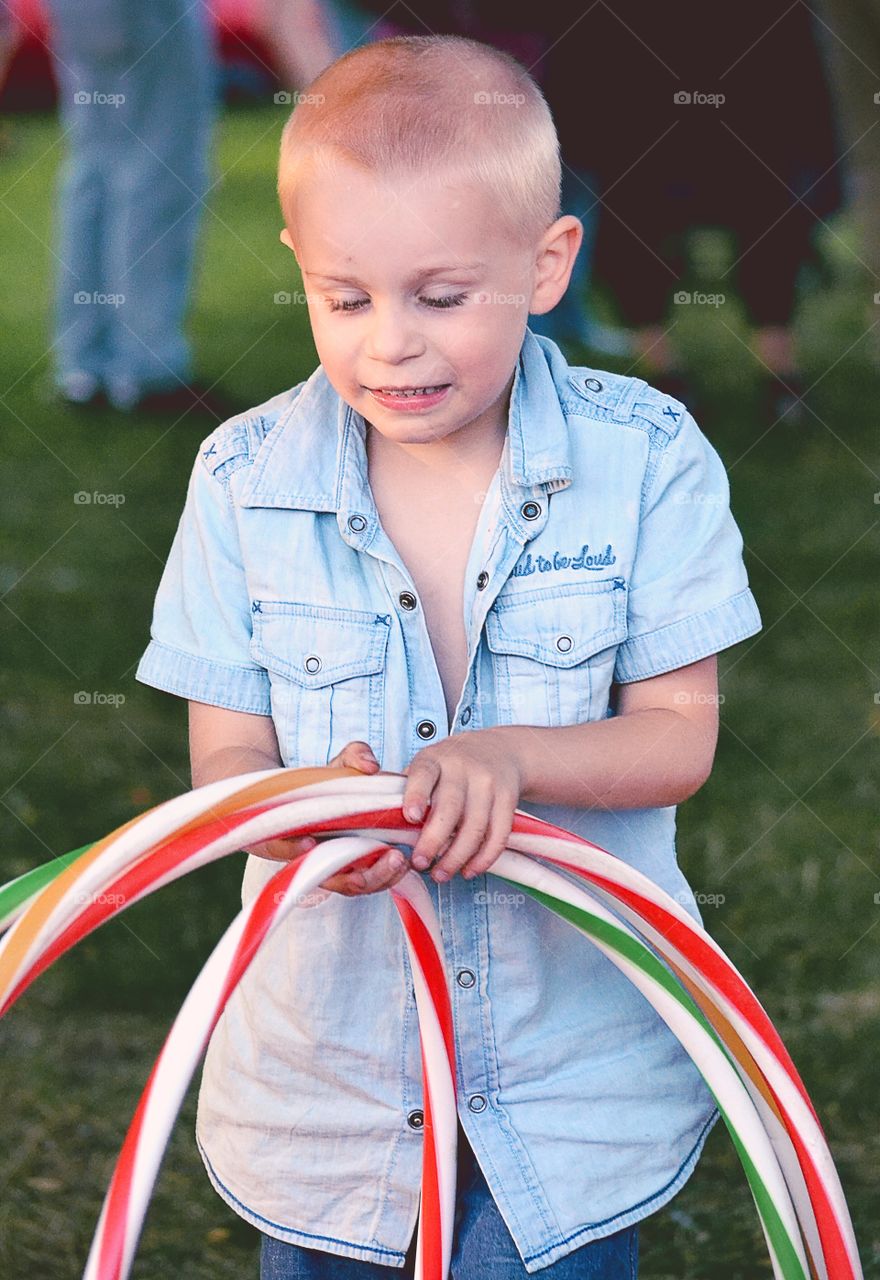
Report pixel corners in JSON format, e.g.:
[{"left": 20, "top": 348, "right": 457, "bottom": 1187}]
[{"left": 136, "top": 327, "right": 762, "bottom": 1272}]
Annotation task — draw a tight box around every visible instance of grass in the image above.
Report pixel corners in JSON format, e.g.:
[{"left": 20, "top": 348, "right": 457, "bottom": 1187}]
[{"left": 0, "top": 104, "right": 878, "bottom": 1278}]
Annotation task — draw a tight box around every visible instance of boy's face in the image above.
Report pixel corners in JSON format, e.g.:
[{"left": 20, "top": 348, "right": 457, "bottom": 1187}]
[{"left": 281, "top": 156, "right": 578, "bottom": 454}]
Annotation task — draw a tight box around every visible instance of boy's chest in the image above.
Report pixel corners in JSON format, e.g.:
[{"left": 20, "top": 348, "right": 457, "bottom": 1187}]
[{"left": 368, "top": 477, "right": 488, "bottom": 726}]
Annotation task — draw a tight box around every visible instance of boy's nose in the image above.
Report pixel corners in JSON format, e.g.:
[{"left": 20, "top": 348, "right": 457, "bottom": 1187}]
[{"left": 364, "top": 305, "right": 425, "bottom": 365}]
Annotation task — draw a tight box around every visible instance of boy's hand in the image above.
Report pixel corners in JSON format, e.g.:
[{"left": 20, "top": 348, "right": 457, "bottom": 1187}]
[
  {"left": 243, "top": 741, "right": 410, "bottom": 899},
  {"left": 402, "top": 729, "right": 523, "bottom": 884}
]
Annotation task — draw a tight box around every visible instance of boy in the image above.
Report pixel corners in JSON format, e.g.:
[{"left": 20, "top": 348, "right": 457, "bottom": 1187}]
[{"left": 135, "top": 34, "right": 762, "bottom": 1279}]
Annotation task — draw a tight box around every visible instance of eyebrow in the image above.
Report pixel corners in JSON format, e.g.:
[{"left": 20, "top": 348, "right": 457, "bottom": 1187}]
[{"left": 303, "top": 263, "right": 487, "bottom": 287}]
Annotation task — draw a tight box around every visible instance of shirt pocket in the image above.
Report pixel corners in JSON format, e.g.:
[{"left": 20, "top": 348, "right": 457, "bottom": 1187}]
[
  {"left": 485, "top": 576, "right": 627, "bottom": 726},
  {"left": 249, "top": 602, "right": 392, "bottom": 766}
]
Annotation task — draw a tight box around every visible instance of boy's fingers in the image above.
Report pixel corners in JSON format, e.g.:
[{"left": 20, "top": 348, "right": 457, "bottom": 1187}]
[
  {"left": 246, "top": 835, "right": 318, "bottom": 862},
  {"left": 321, "top": 848, "right": 407, "bottom": 896},
  {"left": 430, "top": 795, "right": 493, "bottom": 880},
  {"left": 328, "top": 740, "right": 379, "bottom": 771},
  {"left": 402, "top": 757, "right": 440, "bottom": 823},
  {"left": 410, "top": 784, "right": 466, "bottom": 868},
  {"left": 461, "top": 798, "right": 515, "bottom": 880}
]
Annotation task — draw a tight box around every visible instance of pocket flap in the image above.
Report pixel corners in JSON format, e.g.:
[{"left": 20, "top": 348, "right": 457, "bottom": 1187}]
[
  {"left": 485, "top": 577, "right": 627, "bottom": 668},
  {"left": 251, "top": 602, "right": 391, "bottom": 687}
]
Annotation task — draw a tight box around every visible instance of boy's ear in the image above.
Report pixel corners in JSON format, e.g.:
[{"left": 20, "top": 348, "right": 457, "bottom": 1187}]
[{"left": 529, "top": 215, "right": 583, "bottom": 316}]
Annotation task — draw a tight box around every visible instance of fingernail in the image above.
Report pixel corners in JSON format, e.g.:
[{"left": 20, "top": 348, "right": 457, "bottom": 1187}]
[
  {"left": 404, "top": 805, "right": 423, "bottom": 823},
  {"left": 301, "top": 838, "right": 317, "bottom": 851},
  {"left": 388, "top": 851, "right": 404, "bottom": 869},
  {"left": 432, "top": 869, "right": 449, "bottom": 882},
  {"left": 412, "top": 855, "right": 428, "bottom": 870}
]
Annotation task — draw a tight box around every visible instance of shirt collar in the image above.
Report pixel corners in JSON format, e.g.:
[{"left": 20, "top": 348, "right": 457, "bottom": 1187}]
[{"left": 237, "top": 325, "right": 573, "bottom": 511}]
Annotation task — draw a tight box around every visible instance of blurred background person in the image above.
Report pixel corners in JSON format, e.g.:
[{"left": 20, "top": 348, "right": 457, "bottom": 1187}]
[
  {"left": 553, "top": 1, "right": 843, "bottom": 424},
  {"left": 41, "top": 0, "right": 234, "bottom": 417}
]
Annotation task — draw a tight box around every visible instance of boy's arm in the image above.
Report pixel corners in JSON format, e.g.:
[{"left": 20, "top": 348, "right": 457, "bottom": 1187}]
[
  {"left": 402, "top": 654, "right": 721, "bottom": 880},
  {"left": 513, "top": 653, "right": 720, "bottom": 811},
  {"left": 188, "top": 700, "right": 284, "bottom": 789}
]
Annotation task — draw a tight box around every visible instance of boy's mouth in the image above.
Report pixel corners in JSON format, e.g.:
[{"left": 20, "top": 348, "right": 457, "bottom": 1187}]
[{"left": 366, "top": 384, "right": 451, "bottom": 410}]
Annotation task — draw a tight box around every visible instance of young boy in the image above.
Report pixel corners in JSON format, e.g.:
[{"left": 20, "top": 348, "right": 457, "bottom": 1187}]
[{"left": 135, "top": 33, "right": 762, "bottom": 1279}]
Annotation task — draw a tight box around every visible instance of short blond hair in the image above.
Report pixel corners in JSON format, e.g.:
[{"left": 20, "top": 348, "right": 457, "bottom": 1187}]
[{"left": 277, "top": 34, "right": 561, "bottom": 250}]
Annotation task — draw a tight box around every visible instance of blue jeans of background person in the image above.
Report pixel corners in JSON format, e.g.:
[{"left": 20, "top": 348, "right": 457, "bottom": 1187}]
[
  {"left": 260, "top": 1123, "right": 639, "bottom": 1279},
  {"left": 44, "top": 0, "right": 217, "bottom": 407}
]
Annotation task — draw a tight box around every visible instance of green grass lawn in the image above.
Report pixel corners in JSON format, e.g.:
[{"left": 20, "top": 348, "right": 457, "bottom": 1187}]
[{"left": 1, "top": 105, "right": 878, "bottom": 1278}]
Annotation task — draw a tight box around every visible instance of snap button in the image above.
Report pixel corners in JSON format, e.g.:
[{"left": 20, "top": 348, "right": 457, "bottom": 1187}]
[
  {"left": 398, "top": 591, "right": 417, "bottom": 611},
  {"left": 304, "top": 654, "right": 322, "bottom": 673},
  {"left": 555, "top": 635, "right": 573, "bottom": 653},
  {"left": 584, "top": 377, "right": 603, "bottom": 393},
  {"left": 416, "top": 720, "right": 436, "bottom": 740},
  {"left": 348, "top": 513, "right": 367, "bottom": 533},
  {"left": 521, "top": 501, "right": 541, "bottom": 521},
  {"left": 407, "top": 1109, "right": 424, "bottom": 1130},
  {"left": 468, "top": 1094, "right": 487, "bottom": 1113},
  {"left": 476, "top": 570, "right": 489, "bottom": 590},
  {"left": 460, "top": 706, "right": 472, "bottom": 725},
  {"left": 456, "top": 968, "right": 476, "bottom": 988}
]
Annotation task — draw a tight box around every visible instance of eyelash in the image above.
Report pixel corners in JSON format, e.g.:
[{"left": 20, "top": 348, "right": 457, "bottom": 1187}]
[{"left": 327, "top": 293, "right": 468, "bottom": 313}]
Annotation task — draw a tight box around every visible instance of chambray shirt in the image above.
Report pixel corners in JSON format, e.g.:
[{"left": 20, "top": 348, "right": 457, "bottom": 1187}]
[{"left": 135, "top": 327, "right": 762, "bottom": 1272}]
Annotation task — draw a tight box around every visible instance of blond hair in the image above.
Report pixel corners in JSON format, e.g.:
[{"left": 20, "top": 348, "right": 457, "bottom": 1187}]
[{"left": 277, "top": 34, "right": 561, "bottom": 250}]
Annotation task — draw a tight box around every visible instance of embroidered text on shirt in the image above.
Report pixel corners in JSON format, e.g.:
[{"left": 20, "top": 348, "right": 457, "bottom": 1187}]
[{"left": 512, "top": 544, "right": 617, "bottom": 577}]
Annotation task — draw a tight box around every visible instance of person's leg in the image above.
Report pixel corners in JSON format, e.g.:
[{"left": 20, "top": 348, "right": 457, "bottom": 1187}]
[
  {"left": 260, "top": 1230, "right": 418, "bottom": 1279},
  {"left": 102, "top": 0, "right": 218, "bottom": 409},
  {"left": 43, "top": 0, "right": 138, "bottom": 400},
  {"left": 451, "top": 1128, "right": 638, "bottom": 1280}
]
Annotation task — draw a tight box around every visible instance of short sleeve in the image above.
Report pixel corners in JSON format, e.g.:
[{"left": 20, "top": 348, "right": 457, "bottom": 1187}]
[
  {"left": 613, "top": 411, "right": 762, "bottom": 683},
  {"left": 135, "top": 444, "right": 272, "bottom": 714}
]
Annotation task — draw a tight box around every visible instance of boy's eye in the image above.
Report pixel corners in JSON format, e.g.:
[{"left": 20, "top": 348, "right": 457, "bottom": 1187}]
[{"left": 326, "top": 293, "right": 468, "bottom": 313}]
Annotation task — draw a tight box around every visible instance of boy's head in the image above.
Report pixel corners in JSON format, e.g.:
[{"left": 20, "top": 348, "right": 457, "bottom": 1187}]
[{"left": 277, "top": 35, "right": 582, "bottom": 452}]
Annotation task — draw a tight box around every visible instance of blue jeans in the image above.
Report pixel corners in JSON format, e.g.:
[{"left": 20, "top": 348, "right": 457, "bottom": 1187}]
[
  {"left": 260, "top": 1125, "right": 639, "bottom": 1279},
  {"left": 44, "top": 0, "right": 217, "bottom": 406}
]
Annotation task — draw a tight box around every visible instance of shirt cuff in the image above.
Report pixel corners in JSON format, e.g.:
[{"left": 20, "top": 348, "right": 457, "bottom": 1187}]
[
  {"left": 135, "top": 639, "right": 273, "bottom": 715},
  {"left": 613, "top": 588, "right": 762, "bottom": 683}
]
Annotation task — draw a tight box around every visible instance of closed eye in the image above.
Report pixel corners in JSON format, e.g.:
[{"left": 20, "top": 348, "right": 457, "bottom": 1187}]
[{"left": 326, "top": 293, "right": 468, "bottom": 313}]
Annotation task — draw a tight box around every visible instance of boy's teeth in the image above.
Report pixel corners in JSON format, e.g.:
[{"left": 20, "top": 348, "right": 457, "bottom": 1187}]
[{"left": 379, "top": 385, "right": 444, "bottom": 397}]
